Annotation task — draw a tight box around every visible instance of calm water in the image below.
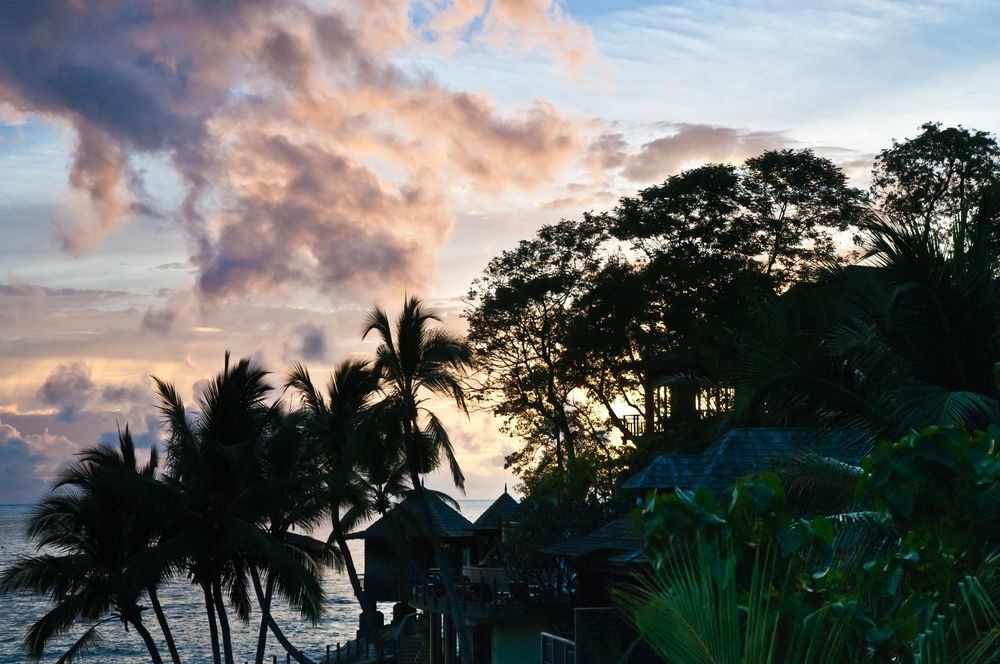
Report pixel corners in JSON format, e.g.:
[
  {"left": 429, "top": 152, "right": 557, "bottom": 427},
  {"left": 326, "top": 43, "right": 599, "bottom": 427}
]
[{"left": 0, "top": 501, "right": 491, "bottom": 663}]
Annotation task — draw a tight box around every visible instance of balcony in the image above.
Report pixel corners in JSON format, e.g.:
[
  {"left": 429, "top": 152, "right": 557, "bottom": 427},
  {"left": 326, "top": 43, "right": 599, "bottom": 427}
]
[
  {"left": 409, "top": 570, "right": 570, "bottom": 621},
  {"left": 621, "top": 414, "right": 645, "bottom": 437}
]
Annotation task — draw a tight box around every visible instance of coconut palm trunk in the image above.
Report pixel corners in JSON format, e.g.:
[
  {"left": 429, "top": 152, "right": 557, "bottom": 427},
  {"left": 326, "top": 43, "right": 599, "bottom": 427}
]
[
  {"left": 148, "top": 585, "right": 182, "bottom": 664},
  {"left": 249, "top": 568, "right": 317, "bottom": 664},
  {"left": 254, "top": 574, "right": 275, "bottom": 664},
  {"left": 202, "top": 581, "right": 223, "bottom": 664},
  {"left": 212, "top": 577, "right": 236, "bottom": 664},
  {"left": 332, "top": 521, "right": 385, "bottom": 663},
  {"left": 402, "top": 420, "right": 473, "bottom": 661},
  {"left": 129, "top": 617, "right": 166, "bottom": 664}
]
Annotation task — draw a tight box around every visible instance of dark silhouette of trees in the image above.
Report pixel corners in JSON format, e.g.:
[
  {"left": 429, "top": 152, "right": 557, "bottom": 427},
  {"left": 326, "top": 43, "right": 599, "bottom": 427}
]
[
  {"left": 872, "top": 122, "right": 1000, "bottom": 242},
  {"left": 285, "top": 359, "right": 387, "bottom": 663},
  {"left": 363, "top": 296, "right": 474, "bottom": 661},
  {"left": 0, "top": 428, "right": 174, "bottom": 663}
]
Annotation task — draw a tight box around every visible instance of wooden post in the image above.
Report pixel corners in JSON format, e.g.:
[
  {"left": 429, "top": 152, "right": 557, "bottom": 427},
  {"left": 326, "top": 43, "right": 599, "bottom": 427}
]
[
  {"left": 326, "top": 645, "right": 330, "bottom": 663},
  {"left": 336, "top": 642, "right": 341, "bottom": 664},
  {"left": 272, "top": 656, "right": 277, "bottom": 664},
  {"left": 287, "top": 654, "right": 291, "bottom": 664}
]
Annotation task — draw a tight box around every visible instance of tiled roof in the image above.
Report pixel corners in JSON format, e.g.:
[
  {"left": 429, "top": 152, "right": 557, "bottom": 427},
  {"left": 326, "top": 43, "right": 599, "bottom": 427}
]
[
  {"left": 472, "top": 491, "right": 521, "bottom": 530},
  {"left": 547, "top": 428, "right": 866, "bottom": 563},
  {"left": 622, "top": 428, "right": 867, "bottom": 493},
  {"left": 346, "top": 491, "right": 473, "bottom": 540},
  {"left": 543, "top": 515, "right": 643, "bottom": 559}
]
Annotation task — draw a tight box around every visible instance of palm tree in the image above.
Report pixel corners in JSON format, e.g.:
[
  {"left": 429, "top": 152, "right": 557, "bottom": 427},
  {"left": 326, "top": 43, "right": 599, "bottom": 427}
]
[
  {"left": 246, "top": 409, "right": 332, "bottom": 664},
  {"left": 0, "top": 428, "right": 173, "bottom": 663},
  {"left": 285, "top": 359, "right": 387, "bottom": 663},
  {"left": 362, "top": 296, "right": 474, "bottom": 660},
  {"left": 153, "top": 353, "right": 328, "bottom": 664},
  {"left": 734, "top": 188, "right": 1000, "bottom": 444}
]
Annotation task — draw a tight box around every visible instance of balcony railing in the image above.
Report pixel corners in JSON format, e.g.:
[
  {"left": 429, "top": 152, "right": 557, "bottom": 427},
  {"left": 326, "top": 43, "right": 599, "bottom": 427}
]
[
  {"left": 409, "top": 571, "right": 569, "bottom": 619},
  {"left": 622, "top": 414, "right": 644, "bottom": 437},
  {"left": 541, "top": 633, "right": 576, "bottom": 664}
]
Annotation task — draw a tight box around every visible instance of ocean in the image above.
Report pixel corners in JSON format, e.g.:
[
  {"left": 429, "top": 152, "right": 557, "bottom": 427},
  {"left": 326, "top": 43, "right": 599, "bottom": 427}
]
[{"left": 0, "top": 501, "right": 492, "bottom": 663}]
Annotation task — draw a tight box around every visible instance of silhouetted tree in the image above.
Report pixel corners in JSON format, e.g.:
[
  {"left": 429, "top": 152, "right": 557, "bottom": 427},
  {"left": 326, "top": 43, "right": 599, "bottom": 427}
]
[
  {"left": 872, "top": 122, "right": 1000, "bottom": 243},
  {"left": 0, "top": 429, "right": 173, "bottom": 664},
  {"left": 363, "top": 296, "right": 474, "bottom": 661}
]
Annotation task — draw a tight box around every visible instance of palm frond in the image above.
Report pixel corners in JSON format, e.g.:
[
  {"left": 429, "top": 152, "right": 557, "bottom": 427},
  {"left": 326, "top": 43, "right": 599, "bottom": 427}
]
[{"left": 54, "top": 620, "right": 110, "bottom": 664}]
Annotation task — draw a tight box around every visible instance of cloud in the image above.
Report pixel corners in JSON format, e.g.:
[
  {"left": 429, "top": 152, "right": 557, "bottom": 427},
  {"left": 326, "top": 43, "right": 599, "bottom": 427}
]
[
  {"left": 621, "top": 123, "right": 790, "bottom": 182},
  {"left": 0, "top": 2, "right": 588, "bottom": 304},
  {"left": 37, "top": 362, "right": 95, "bottom": 422},
  {"left": 0, "top": 418, "right": 80, "bottom": 503},
  {"left": 0, "top": 423, "right": 48, "bottom": 503},
  {"left": 35, "top": 361, "right": 152, "bottom": 421},
  {"left": 287, "top": 323, "right": 328, "bottom": 362},
  {"left": 587, "top": 130, "right": 629, "bottom": 172},
  {"left": 426, "top": 0, "right": 595, "bottom": 68}
]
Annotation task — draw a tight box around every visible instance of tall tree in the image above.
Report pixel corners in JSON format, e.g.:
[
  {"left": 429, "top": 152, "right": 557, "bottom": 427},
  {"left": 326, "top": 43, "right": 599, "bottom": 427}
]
[
  {"left": 743, "top": 148, "right": 865, "bottom": 285},
  {"left": 872, "top": 122, "right": 1000, "bottom": 242},
  {"left": 363, "top": 296, "right": 474, "bottom": 661},
  {"left": 465, "top": 219, "right": 606, "bottom": 491},
  {"left": 153, "top": 354, "right": 328, "bottom": 664},
  {"left": 285, "top": 359, "right": 386, "bottom": 663},
  {"left": 0, "top": 429, "right": 172, "bottom": 664}
]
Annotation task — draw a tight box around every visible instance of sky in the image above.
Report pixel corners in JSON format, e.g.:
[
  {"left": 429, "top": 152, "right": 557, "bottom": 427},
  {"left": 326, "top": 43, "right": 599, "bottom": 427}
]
[{"left": 1, "top": 0, "right": 1000, "bottom": 503}]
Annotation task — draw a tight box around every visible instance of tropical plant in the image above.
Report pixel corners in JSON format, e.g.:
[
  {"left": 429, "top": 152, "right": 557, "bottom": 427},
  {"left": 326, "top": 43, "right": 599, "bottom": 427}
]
[
  {"left": 734, "top": 186, "right": 1000, "bottom": 444},
  {"left": 285, "top": 359, "right": 386, "bottom": 663},
  {"left": 153, "top": 353, "right": 330, "bottom": 664},
  {"left": 363, "top": 296, "right": 474, "bottom": 660},
  {"left": 619, "top": 423, "right": 1000, "bottom": 663},
  {"left": 0, "top": 428, "right": 174, "bottom": 664}
]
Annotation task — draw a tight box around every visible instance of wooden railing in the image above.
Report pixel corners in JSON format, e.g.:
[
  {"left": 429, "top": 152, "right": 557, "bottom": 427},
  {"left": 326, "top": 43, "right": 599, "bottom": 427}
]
[{"left": 622, "top": 414, "right": 644, "bottom": 437}]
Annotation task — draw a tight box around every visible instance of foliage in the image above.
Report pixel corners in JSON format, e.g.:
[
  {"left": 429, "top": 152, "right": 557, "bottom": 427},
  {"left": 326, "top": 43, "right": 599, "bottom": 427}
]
[
  {"left": 735, "top": 182, "right": 1000, "bottom": 442},
  {"left": 0, "top": 429, "right": 172, "bottom": 663},
  {"left": 620, "top": 423, "right": 1000, "bottom": 663},
  {"left": 465, "top": 218, "right": 611, "bottom": 495},
  {"left": 872, "top": 122, "right": 1000, "bottom": 241}
]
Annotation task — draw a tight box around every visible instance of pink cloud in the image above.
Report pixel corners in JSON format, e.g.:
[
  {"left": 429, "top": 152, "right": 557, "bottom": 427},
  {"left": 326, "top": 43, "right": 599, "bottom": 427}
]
[
  {"left": 0, "top": 2, "right": 588, "bottom": 307},
  {"left": 621, "top": 123, "right": 790, "bottom": 182}
]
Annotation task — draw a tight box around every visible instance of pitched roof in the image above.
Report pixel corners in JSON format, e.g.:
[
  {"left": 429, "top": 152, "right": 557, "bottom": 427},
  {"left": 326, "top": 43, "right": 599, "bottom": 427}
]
[
  {"left": 472, "top": 491, "right": 521, "bottom": 530},
  {"left": 546, "top": 429, "right": 866, "bottom": 564},
  {"left": 543, "top": 515, "right": 643, "bottom": 559},
  {"left": 346, "top": 491, "right": 473, "bottom": 540},
  {"left": 622, "top": 427, "right": 867, "bottom": 493}
]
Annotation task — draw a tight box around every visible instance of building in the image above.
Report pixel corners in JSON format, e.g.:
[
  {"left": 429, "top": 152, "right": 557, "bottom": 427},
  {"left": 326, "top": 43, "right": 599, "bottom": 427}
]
[
  {"left": 346, "top": 491, "right": 474, "bottom": 606},
  {"left": 621, "top": 427, "right": 867, "bottom": 493},
  {"left": 538, "top": 427, "right": 867, "bottom": 663},
  {"left": 407, "top": 489, "right": 575, "bottom": 664}
]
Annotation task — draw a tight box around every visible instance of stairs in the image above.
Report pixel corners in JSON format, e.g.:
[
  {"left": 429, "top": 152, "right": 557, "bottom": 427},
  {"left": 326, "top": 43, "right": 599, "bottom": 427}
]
[{"left": 395, "top": 633, "right": 428, "bottom": 664}]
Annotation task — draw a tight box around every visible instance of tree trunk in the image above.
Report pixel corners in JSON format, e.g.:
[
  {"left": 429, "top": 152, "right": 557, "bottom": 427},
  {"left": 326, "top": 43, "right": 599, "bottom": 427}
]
[
  {"left": 333, "top": 520, "right": 385, "bottom": 663},
  {"left": 250, "top": 569, "right": 317, "bottom": 664},
  {"left": 202, "top": 581, "right": 222, "bottom": 664},
  {"left": 643, "top": 379, "right": 655, "bottom": 435},
  {"left": 147, "top": 585, "right": 181, "bottom": 664},
  {"left": 130, "top": 618, "right": 165, "bottom": 664},
  {"left": 212, "top": 577, "right": 236, "bottom": 664},
  {"left": 254, "top": 573, "right": 275, "bottom": 664},
  {"left": 404, "top": 418, "right": 473, "bottom": 662}
]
